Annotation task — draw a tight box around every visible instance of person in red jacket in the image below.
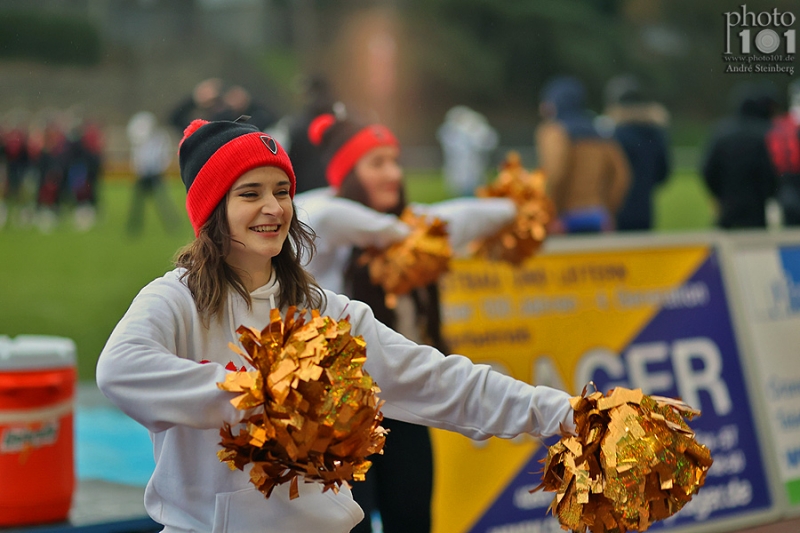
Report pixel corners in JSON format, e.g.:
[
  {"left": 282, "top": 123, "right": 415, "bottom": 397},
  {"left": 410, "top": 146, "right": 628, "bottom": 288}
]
[{"left": 766, "top": 80, "right": 800, "bottom": 226}]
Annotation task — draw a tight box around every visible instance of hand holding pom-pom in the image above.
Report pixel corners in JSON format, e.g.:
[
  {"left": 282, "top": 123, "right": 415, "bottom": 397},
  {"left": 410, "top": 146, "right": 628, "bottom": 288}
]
[
  {"left": 359, "top": 207, "right": 452, "bottom": 308},
  {"left": 534, "top": 384, "right": 713, "bottom": 532},
  {"left": 471, "top": 151, "right": 556, "bottom": 265},
  {"left": 217, "top": 307, "right": 386, "bottom": 499}
]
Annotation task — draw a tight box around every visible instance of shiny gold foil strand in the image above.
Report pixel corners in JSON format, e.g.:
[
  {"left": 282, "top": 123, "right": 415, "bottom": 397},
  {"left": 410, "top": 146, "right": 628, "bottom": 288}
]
[
  {"left": 360, "top": 207, "right": 452, "bottom": 308},
  {"left": 533, "top": 386, "right": 713, "bottom": 532},
  {"left": 470, "top": 151, "right": 556, "bottom": 265},
  {"left": 217, "top": 307, "right": 387, "bottom": 499}
]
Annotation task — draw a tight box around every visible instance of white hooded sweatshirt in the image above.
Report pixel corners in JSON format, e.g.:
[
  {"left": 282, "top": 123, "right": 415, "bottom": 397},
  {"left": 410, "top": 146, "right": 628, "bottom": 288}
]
[
  {"left": 294, "top": 187, "right": 517, "bottom": 294},
  {"left": 96, "top": 269, "right": 573, "bottom": 533}
]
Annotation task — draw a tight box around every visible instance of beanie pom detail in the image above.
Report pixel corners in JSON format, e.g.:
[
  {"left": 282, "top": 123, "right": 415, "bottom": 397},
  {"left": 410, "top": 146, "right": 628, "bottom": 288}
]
[
  {"left": 180, "top": 119, "right": 209, "bottom": 147},
  {"left": 308, "top": 114, "right": 336, "bottom": 146}
]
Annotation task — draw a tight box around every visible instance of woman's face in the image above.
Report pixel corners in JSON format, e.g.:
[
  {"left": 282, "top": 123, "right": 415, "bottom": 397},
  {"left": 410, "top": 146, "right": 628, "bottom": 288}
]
[
  {"left": 225, "top": 166, "right": 293, "bottom": 284},
  {"left": 354, "top": 145, "right": 403, "bottom": 213}
]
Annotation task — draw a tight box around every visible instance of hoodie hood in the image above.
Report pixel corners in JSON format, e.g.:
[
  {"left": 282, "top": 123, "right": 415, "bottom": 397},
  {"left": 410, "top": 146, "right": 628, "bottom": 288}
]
[
  {"left": 250, "top": 269, "right": 280, "bottom": 303},
  {"left": 226, "top": 270, "right": 280, "bottom": 356}
]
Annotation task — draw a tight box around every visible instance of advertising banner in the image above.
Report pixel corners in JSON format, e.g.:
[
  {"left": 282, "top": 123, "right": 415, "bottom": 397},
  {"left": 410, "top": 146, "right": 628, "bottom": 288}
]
[
  {"left": 433, "top": 245, "right": 772, "bottom": 533},
  {"left": 731, "top": 243, "right": 800, "bottom": 508}
]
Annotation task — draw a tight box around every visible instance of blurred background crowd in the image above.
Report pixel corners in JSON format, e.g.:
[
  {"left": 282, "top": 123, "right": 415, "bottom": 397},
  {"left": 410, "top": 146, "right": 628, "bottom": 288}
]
[
  {"left": 1, "top": 2, "right": 800, "bottom": 532},
  {"left": 2, "top": 1, "right": 800, "bottom": 380},
  {"left": 0, "top": 0, "right": 798, "bottom": 236}
]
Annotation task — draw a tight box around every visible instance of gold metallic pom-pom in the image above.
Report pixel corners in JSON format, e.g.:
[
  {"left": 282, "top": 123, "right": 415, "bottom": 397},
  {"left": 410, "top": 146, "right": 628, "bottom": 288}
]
[
  {"left": 360, "top": 207, "right": 452, "bottom": 308},
  {"left": 533, "top": 385, "right": 713, "bottom": 532},
  {"left": 471, "top": 151, "right": 556, "bottom": 265},
  {"left": 216, "top": 307, "right": 387, "bottom": 499}
]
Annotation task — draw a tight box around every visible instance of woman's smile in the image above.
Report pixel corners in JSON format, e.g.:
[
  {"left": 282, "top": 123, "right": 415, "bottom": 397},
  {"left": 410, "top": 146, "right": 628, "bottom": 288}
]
[{"left": 250, "top": 224, "right": 280, "bottom": 233}]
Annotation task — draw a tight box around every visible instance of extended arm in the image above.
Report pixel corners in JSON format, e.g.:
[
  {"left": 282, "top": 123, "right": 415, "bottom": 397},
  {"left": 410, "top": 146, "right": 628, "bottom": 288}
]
[
  {"left": 295, "top": 190, "right": 410, "bottom": 249},
  {"left": 412, "top": 197, "right": 517, "bottom": 253},
  {"left": 96, "top": 281, "right": 243, "bottom": 433},
  {"left": 331, "top": 291, "right": 574, "bottom": 439}
]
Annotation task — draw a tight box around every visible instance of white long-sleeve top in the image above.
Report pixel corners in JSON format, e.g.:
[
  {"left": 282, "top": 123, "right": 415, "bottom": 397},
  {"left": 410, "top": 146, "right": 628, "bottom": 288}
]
[
  {"left": 293, "top": 187, "right": 517, "bottom": 294},
  {"left": 96, "top": 269, "right": 573, "bottom": 533}
]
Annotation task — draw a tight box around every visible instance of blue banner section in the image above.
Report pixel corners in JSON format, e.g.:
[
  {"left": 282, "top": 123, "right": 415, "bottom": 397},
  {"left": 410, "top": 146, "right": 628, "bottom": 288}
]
[
  {"left": 470, "top": 250, "right": 772, "bottom": 532},
  {"left": 779, "top": 246, "right": 800, "bottom": 283},
  {"left": 778, "top": 246, "right": 800, "bottom": 314}
]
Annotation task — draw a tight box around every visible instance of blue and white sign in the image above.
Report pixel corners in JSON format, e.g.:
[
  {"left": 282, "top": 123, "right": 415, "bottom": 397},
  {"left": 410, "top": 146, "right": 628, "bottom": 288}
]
[{"left": 732, "top": 244, "right": 800, "bottom": 507}]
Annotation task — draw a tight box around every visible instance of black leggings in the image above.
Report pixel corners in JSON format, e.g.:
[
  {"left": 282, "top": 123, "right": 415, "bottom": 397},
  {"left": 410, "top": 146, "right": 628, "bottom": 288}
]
[{"left": 350, "top": 419, "right": 433, "bottom": 533}]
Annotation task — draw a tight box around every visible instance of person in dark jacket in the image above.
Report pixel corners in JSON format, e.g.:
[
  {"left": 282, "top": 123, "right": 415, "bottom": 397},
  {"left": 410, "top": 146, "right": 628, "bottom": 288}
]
[
  {"left": 701, "top": 83, "right": 778, "bottom": 229},
  {"left": 287, "top": 75, "right": 340, "bottom": 193},
  {"left": 168, "top": 78, "right": 226, "bottom": 134},
  {"left": 602, "top": 75, "right": 671, "bottom": 231},
  {"left": 213, "top": 85, "right": 279, "bottom": 132}
]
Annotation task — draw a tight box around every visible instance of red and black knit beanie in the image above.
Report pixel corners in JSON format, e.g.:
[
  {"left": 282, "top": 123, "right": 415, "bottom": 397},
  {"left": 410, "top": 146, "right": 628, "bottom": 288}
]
[
  {"left": 179, "top": 119, "right": 296, "bottom": 235},
  {"left": 308, "top": 114, "right": 399, "bottom": 189}
]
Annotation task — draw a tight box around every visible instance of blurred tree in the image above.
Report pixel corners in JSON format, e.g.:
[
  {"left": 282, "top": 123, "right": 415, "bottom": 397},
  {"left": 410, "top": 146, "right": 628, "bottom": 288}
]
[
  {"left": 401, "top": 0, "right": 638, "bottom": 110},
  {"left": 0, "top": 10, "right": 101, "bottom": 65}
]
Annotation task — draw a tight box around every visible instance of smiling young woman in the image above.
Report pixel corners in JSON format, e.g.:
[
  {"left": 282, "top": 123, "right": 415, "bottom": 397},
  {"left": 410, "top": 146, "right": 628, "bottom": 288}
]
[{"left": 96, "top": 118, "right": 576, "bottom": 533}]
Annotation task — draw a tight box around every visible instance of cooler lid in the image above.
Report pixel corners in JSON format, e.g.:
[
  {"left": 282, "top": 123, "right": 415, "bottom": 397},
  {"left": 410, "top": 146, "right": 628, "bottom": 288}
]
[{"left": 0, "top": 335, "right": 77, "bottom": 370}]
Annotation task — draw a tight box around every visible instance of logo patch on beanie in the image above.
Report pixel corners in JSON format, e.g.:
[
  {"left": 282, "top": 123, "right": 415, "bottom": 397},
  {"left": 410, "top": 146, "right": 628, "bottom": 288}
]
[{"left": 260, "top": 134, "right": 278, "bottom": 155}]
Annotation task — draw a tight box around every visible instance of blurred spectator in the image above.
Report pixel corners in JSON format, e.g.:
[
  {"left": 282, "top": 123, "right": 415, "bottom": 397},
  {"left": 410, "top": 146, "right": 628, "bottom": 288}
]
[
  {"left": 535, "top": 75, "right": 630, "bottom": 233},
  {"left": 701, "top": 82, "right": 778, "bottom": 229},
  {"left": 1, "top": 108, "right": 105, "bottom": 231},
  {"left": 169, "top": 78, "right": 226, "bottom": 134},
  {"left": 0, "top": 111, "right": 30, "bottom": 229},
  {"left": 126, "top": 111, "right": 180, "bottom": 236},
  {"left": 766, "top": 80, "right": 800, "bottom": 226},
  {"left": 34, "top": 112, "right": 71, "bottom": 232},
  {"left": 214, "top": 84, "right": 278, "bottom": 131},
  {"left": 66, "top": 113, "right": 104, "bottom": 231},
  {"left": 436, "top": 105, "right": 499, "bottom": 197},
  {"left": 601, "top": 74, "right": 671, "bottom": 231},
  {"left": 287, "top": 74, "right": 341, "bottom": 193}
]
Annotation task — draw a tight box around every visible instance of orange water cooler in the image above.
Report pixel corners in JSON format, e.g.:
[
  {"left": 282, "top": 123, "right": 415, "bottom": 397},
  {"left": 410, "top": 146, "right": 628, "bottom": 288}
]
[{"left": 0, "top": 335, "right": 77, "bottom": 527}]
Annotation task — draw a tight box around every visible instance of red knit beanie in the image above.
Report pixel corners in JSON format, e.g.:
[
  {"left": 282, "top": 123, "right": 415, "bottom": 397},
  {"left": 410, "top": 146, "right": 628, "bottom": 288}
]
[
  {"left": 308, "top": 114, "right": 399, "bottom": 189},
  {"left": 179, "top": 119, "right": 296, "bottom": 236}
]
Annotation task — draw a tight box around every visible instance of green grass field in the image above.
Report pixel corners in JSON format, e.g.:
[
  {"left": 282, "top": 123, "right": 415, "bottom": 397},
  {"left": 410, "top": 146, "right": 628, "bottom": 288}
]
[{"left": 0, "top": 169, "right": 714, "bottom": 381}]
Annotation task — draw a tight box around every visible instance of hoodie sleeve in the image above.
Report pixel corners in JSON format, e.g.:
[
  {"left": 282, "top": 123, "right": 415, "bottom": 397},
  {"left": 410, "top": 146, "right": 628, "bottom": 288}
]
[
  {"left": 96, "top": 279, "right": 246, "bottom": 433},
  {"left": 326, "top": 291, "right": 575, "bottom": 439},
  {"left": 296, "top": 192, "right": 411, "bottom": 249},
  {"left": 411, "top": 197, "right": 517, "bottom": 253}
]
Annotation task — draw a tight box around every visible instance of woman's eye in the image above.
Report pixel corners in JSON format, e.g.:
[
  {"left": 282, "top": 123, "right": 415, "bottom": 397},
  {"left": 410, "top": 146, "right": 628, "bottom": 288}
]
[
  {"left": 276, "top": 189, "right": 290, "bottom": 197},
  {"left": 240, "top": 192, "right": 258, "bottom": 198}
]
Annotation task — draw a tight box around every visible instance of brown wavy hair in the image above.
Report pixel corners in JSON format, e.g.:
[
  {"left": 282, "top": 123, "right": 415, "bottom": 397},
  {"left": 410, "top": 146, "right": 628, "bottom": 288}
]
[{"left": 174, "top": 199, "right": 324, "bottom": 323}]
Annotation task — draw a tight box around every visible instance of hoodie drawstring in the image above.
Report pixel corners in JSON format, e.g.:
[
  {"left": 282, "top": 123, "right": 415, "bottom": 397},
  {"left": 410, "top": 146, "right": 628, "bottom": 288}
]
[{"left": 226, "top": 291, "right": 237, "bottom": 348}]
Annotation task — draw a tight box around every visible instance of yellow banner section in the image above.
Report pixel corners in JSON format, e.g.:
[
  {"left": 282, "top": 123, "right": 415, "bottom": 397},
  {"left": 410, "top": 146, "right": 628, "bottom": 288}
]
[
  {"left": 432, "top": 245, "right": 710, "bottom": 533},
  {"left": 431, "top": 431, "right": 539, "bottom": 533}
]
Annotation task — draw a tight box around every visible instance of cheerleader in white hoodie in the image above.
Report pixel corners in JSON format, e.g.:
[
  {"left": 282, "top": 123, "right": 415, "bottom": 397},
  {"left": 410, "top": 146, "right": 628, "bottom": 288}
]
[
  {"left": 96, "top": 118, "right": 574, "bottom": 533},
  {"left": 293, "top": 113, "right": 523, "bottom": 533}
]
